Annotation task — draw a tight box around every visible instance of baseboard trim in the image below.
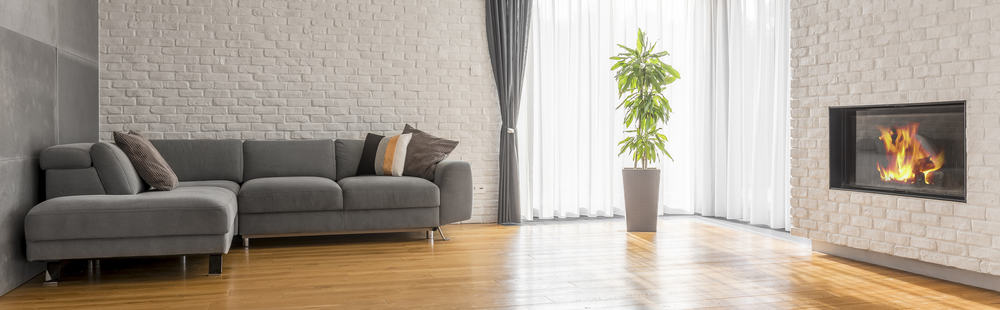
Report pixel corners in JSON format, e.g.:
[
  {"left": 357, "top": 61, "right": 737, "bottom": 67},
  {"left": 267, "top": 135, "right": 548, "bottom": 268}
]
[{"left": 812, "top": 240, "right": 1000, "bottom": 292}]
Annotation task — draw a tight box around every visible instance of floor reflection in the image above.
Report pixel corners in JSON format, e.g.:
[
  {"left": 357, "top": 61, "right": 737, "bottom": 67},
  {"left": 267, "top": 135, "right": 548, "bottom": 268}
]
[{"left": 2, "top": 217, "right": 997, "bottom": 309}]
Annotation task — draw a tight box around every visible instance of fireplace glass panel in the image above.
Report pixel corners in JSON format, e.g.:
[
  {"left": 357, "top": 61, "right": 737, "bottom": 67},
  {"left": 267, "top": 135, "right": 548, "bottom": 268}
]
[{"left": 830, "top": 102, "right": 966, "bottom": 201}]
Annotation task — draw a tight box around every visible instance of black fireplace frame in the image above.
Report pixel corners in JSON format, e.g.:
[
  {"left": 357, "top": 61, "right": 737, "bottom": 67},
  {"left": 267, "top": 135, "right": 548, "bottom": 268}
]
[{"left": 829, "top": 101, "right": 967, "bottom": 202}]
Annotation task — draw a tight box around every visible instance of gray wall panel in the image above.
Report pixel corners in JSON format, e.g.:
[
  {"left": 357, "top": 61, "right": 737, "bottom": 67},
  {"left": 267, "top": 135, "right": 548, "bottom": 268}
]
[
  {"left": 57, "top": 53, "right": 99, "bottom": 144},
  {"left": 0, "top": 160, "right": 44, "bottom": 294},
  {"left": 57, "top": 0, "right": 98, "bottom": 62},
  {"left": 0, "top": 0, "right": 98, "bottom": 295},
  {"left": 0, "top": 0, "right": 56, "bottom": 45},
  {"left": 0, "top": 25, "right": 55, "bottom": 295},
  {"left": 0, "top": 27, "right": 56, "bottom": 160}
]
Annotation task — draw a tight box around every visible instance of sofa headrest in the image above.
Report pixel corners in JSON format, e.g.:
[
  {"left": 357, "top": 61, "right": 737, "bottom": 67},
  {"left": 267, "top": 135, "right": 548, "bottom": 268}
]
[{"left": 40, "top": 143, "right": 94, "bottom": 170}]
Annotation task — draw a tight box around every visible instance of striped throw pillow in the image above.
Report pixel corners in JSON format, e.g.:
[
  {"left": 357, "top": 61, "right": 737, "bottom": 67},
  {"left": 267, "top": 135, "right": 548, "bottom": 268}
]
[
  {"left": 373, "top": 133, "right": 412, "bottom": 176},
  {"left": 112, "top": 131, "right": 178, "bottom": 191}
]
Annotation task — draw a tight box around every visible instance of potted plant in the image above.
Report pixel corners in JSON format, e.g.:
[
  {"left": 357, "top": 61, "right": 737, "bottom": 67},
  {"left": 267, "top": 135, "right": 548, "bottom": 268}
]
[{"left": 611, "top": 29, "right": 680, "bottom": 232}]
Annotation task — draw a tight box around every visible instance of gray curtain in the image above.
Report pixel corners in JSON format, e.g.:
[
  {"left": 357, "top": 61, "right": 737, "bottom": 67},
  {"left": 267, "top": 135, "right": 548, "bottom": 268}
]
[{"left": 486, "top": 0, "right": 532, "bottom": 224}]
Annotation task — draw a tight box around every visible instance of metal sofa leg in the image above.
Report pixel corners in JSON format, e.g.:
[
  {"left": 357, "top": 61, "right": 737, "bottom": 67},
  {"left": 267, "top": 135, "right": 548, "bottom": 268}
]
[
  {"left": 208, "top": 254, "right": 222, "bottom": 275},
  {"left": 242, "top": 236, "right": 250, "bottom": 248},
  {"left": 434, "top": 226, "right": 450, "bottom": 241},
  {"left": 43, "top": 261, "right": 63, "bottom": 286}
]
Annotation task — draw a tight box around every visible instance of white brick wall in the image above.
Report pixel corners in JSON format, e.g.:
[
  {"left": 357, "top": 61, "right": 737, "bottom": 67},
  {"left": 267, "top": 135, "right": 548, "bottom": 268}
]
[
  {"left": 791, "top": 0, "right": 1000, "bottom": 274},
  {"left": 99, "top": 0, "right": 500, "bottom": 223}
]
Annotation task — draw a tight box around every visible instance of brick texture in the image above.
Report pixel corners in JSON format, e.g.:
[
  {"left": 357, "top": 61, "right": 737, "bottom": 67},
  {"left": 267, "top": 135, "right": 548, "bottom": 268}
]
[
  {"left": 99, "top": 0, "right": 500, "bottom": 223},
  {"left": 790, "top": 0, "right": 1000, "bottom": 274}
]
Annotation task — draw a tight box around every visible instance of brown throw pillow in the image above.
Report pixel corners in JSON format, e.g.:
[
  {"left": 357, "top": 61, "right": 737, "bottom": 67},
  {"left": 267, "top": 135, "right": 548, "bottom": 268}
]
[
  {"left": 402, "top": 125, "right": 459, "bottom": 180},
  {"left": 112, "top": 131, "right": 178, "bottom": 191}
]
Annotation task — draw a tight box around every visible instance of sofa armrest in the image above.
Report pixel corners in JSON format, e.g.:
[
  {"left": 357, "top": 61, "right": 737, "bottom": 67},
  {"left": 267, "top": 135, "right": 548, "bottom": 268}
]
[{"left": 434, "top": 160, "right": 472, "bottom": 224}]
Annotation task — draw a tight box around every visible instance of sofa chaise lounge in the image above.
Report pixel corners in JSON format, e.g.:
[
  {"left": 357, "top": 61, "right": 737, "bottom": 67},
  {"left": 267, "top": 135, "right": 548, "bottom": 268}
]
[{"left": 25, "top": 139, "right": 472, "bottom": 284}]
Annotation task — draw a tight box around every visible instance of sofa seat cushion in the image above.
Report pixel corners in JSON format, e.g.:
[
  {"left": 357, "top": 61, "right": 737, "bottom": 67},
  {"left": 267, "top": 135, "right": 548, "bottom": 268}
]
[
  {"left": 339, "top": 176, "right": 440, "bottom": 210},
  {"left": 238, "top": 177, "right": 343, "bottom": 213},
  {"left": 178, "top": 180, "right": 240, "bottom": 194},
  {"left": 25, "top": 187, "right": 237, "bottom": 242}
]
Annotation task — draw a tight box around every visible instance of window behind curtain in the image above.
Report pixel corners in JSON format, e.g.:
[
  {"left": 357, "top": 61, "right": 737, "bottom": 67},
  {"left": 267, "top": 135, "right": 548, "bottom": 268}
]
[{"left": 519, "top": 0, "right": 790, "bottom": 229}]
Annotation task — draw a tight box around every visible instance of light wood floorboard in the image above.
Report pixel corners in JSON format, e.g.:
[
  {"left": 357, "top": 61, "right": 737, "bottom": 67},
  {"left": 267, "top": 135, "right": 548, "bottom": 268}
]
[{"left": 2, "top": 217, "right": 998, "bottom": 309}]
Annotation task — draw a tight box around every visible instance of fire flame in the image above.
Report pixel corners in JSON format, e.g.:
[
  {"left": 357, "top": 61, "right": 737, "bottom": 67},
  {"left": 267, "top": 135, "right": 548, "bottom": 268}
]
[{"left": 875, "top": 123, "right": 945, "bottom": 184}]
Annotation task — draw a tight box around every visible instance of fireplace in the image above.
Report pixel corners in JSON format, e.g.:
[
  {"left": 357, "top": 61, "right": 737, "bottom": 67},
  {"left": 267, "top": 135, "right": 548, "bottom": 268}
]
[{"left": 829, "top": 102, "right": 966, "bottom": 202}]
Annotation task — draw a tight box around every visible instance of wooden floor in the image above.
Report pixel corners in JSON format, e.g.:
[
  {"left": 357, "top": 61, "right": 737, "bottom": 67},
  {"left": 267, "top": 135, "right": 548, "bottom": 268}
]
[{"left": 2, "top": 217, "right": 999, "bottom": 309}]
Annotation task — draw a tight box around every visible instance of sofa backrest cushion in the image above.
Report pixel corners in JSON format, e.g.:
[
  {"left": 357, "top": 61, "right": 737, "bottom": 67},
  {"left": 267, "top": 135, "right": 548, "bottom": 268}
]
[
  {"left": 151, "top": 139, "right": 244, "bottom": 183},
  {"left": 334, "top": 139, "right": 363, "bottom": 181},
  {"left": 243, "top": 140, "right": 336, "bottom": 180},
  {"left": 90, "top": 142, "right": 145, "bottom": 195},
  {"left": 45, "top": 168, "right": 106, "bottom": 199}
]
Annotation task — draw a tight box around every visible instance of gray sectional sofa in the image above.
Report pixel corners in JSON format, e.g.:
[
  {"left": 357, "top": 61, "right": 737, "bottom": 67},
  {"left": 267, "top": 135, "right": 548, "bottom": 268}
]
[{"left": 25, "top": 139, "right": 472, "bottom": 284}]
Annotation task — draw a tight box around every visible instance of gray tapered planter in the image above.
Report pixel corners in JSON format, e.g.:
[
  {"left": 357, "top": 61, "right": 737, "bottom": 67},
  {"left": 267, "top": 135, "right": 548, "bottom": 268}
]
[{"left": 623, "top": 168, "right": 660, "bottom": 232}]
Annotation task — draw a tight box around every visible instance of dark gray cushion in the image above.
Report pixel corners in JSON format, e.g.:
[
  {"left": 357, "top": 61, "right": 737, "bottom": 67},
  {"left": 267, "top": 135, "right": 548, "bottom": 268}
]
[
  {"left": 25, "top": 186, "right": 237, "bottom": 242},
  {"left": 177, "top": 180, "right": 240, "bottom": 194},
  {"left": 357, "top": 133, "right": 384, "bottom": 176},
  {"left": 45, "top": 168, "right": 105, "bottom": 199},
  {"left": 402, "top": 125, "right": 459, "bottom": 180},
  {"left": 339, "top": 176, "right": 440, "bottom": 210},
  {"left": 238, "top": 177, "right": 343, "bottom": 213},
  {"left": 40, "top": 143, "right": 93, "bottom": 169},
  {"left": 90, "top": 142, "right": 145, "bottom": 195},
  {"left": 151, "top": 139, "right": 243, "bottom": 183},
  {"left": 243, "top": 140, "right": 336, "bottom": 180},
  {"left": 334, "top": 139, "right": 363, "bottom": 181}
]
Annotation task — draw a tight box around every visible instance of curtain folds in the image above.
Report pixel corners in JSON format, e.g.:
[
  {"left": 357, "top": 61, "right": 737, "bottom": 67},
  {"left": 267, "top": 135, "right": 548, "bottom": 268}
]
[
  {"left": 703, "top": 0, "right": 791, "bottom": 229},
  {"left": 486, "top": 0, "right": 533, "bottom": 224},
  {"left": 519, "top": 0, "right": 790, "bottom": 229},
  {"left": 519, "top": 0, "right": 702, "bottom": 220}
]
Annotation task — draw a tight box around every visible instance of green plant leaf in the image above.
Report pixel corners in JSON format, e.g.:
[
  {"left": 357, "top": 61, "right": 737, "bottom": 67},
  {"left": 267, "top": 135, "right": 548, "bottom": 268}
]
[
  {"left": 666, "top": 65, "right": 681, "bottom": 79},
  {"left": 612, "top": 27, "right": 679, "bottom": 166}
]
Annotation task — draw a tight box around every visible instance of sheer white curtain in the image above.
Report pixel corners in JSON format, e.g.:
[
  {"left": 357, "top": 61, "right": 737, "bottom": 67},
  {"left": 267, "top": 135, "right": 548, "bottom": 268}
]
[
  {"left": 702, "top": 0, "right": 791, "bottom": 228},
  {"left": 518, "top": 0, "right": 702, "bottom": 219},
  {"left": 519, "top": 0, "right": 790, "bottom": 229}
]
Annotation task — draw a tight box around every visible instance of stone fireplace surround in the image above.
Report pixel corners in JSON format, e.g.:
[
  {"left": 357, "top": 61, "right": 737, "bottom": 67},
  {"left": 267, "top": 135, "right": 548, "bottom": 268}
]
[{"left": 790, "top": 0, "right": 1000, "bottom": 290}]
